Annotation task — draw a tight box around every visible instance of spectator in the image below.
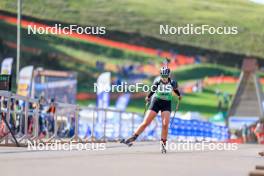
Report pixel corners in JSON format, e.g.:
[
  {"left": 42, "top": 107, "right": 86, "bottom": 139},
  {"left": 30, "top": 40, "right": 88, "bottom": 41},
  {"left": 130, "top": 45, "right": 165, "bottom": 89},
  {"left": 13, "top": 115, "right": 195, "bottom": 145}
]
[
  {"left": 254, "top": 120, "right": 264, "bottom": 144},
  {"left": 255, "top": 120, "right": 264, "bottom": 158},
  {"left": 217, "top": 99, "right": 223, "bottom": 112},
  {"left": 47, "top": 98, "right": 56, "bottom": 134},
  {"left": 10, "top": 99, "right": 16, "bottom": 132},
  {"left": 241, "top": 124, "right": 249, "bottom": 143},
  {"left": 0, "top": 113, "right": 5, "bottom": 137},
  {"left": 27, "top": 103, "right": 34, "bottom": 135}
]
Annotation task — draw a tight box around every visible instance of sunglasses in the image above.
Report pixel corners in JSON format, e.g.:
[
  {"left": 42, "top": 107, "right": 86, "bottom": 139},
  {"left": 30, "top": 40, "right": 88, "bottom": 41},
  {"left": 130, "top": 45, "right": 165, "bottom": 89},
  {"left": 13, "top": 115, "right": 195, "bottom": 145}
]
[{"left": 161, "top": 75, "right": 169, "bottom": 78}]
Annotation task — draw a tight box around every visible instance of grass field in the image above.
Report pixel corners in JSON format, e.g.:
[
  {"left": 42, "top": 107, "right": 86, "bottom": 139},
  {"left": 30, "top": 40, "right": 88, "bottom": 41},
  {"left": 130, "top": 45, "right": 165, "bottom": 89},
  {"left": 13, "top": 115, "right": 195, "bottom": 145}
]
[
  {"left": 77, "top": 65, "right": 240, "bottom": 117},
  {"left": 171, "top": 64, "right": 241, "bottom": 81},
  {"left": 1, "top": 0, "right": 264, "bottom": 58},
  {"left": 0, "top": 21, "right": 159, "bottom": 65},
  {"left": 78, "top": 83, "right": 237, "bottom": 118},
  {"left": 0, "top": 20, "right": 243, "bottom": 90},
  {"left": 0, "top": 20, "right": 162, "bottom": 91},
  {"left": 0, "top": 19, "right": 242, "bottom": 117}
]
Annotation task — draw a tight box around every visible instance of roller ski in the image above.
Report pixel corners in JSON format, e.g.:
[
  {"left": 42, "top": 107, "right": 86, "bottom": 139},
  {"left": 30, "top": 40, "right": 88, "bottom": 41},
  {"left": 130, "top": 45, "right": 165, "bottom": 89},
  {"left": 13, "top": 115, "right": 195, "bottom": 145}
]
[
  {"left": 120, "top": 134, "right": 138, "bottom": 147},
  {"left": 161, "top": 146, "right": 167, "bottom": 154},
  {"left": 160, "top": 139, "right": 167, "bottom": 154},
  {"left": 259, "top": 151, "right": 264, "bottom": 157}
]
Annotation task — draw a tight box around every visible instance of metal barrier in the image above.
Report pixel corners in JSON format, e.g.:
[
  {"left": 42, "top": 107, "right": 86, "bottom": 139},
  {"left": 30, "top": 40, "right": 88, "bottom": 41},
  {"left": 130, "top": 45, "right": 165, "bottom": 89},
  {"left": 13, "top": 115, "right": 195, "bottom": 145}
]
[
  {"left": 0, "top": 90, "right": 230, "bottom": 147},
  {"left": 0, "top": 91, "right": 40, "bottom": 145},
  {"left": 78, "top": 106, "right": 142, "bottom": 142},
  {"left": 0, "top": 90, "right": 150, "bottom": 146}
]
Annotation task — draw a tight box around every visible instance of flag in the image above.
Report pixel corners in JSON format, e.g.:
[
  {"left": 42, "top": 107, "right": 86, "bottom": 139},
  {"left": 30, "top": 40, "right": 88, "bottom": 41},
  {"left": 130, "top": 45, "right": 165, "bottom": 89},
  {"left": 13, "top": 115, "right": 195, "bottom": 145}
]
[
  {"left": 115, "top": 93, "right": 131, "bottom": 111},
  {"left": 96, "top": 72, "right": 111, "bottom": 123},
  {"left": 1, "top": 57, "right": 13, "bottom": 75},
  {"left": 17, "top": 66, "right": 34, "bottom": 96}
]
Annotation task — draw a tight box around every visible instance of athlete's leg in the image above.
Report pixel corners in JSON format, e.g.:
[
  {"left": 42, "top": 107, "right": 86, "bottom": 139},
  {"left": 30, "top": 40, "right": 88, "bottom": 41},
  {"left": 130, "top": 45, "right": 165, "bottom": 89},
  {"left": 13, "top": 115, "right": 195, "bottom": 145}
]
[
  {"left": 161, "top": 111, "right": 170, "bottom": 141},
  {"left": 160, "top": 111, "right": 170, "bottom": 153},
  {"left": 134, "top": 110, "right": 157, "bottom": 135},
  {"left": 124, "top": 97, "right": 159, "bottom": 144},
  {"left": 125, "top": 110, "right": 157, "bottom": 143}
]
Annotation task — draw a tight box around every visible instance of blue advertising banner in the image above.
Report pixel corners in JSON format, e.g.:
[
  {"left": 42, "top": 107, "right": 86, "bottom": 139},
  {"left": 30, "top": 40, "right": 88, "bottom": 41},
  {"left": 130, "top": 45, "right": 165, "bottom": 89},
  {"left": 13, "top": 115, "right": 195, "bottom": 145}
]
[{"left": 115, "top": 93, "right": 131, "bottom": 111}]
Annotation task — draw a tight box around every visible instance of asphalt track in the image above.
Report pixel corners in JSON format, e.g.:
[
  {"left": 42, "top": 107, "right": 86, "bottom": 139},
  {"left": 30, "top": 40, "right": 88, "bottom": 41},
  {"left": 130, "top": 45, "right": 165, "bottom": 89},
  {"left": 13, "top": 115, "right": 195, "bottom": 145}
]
[{"left": 0, "top": 142, "right": 263, "bottom": 176}]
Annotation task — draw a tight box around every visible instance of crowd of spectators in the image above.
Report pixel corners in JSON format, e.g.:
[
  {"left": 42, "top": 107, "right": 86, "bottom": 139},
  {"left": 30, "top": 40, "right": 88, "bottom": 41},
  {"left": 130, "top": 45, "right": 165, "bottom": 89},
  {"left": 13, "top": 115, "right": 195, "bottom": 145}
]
[
  {"left": 236, "top": 120, "right": 264, "bottom": 144},
  {"left": 0, "top": 96, "right": 76, "bottom": 139}
]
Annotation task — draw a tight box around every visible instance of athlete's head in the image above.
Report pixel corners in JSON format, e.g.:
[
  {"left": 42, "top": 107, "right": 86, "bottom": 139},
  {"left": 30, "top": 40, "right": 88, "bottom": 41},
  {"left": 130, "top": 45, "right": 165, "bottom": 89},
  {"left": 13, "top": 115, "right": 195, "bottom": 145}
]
[
  {"left": 160, "top": 66, "right": 170, "bottom": 77},
  {"left": 160, "top": 66, "right": 170, "bottom": 82}
]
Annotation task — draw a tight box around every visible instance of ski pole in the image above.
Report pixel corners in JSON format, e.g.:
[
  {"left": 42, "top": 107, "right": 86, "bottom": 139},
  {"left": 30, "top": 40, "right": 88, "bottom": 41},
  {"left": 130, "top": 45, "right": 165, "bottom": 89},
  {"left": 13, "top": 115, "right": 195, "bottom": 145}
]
[
  {"left": 143, "top": 102, "right": 149, "bottom": 116},
  {"left": 170, "top": 100, "right": 180, "bottom": 128}
]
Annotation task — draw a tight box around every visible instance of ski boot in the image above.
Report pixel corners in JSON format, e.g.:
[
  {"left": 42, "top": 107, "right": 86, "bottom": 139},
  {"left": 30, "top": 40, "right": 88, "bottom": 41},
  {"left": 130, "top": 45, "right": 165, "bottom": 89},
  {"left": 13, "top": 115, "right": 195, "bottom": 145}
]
[
  {"left": 259, "top": 151, "right": 264, "bottom": 157},
  {"left": 120, "top": 134, "right": 138, "bottom": 147}
]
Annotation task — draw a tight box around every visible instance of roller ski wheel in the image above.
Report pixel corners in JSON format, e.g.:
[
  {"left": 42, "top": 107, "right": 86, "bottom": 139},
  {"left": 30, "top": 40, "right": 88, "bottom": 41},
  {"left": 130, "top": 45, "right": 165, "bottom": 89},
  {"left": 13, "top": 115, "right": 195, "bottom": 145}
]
[
  {"left": 161, "top": 146, "right": 167, "bottom": 154},
  {"left": 120, "top": 139, "right": 133, "bottom": 147}
]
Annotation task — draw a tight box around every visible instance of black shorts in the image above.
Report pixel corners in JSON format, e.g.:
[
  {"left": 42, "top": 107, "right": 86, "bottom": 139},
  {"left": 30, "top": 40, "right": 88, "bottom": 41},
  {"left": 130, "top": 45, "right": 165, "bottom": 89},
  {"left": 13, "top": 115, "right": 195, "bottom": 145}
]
[{"left": 149, "top": 97, "right": 171, "bottom": 113}]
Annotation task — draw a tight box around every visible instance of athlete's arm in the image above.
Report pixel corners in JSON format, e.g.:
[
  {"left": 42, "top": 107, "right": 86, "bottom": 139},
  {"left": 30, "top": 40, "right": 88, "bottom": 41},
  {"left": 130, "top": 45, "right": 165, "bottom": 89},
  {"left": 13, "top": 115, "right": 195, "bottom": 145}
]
[
  {"left": 146, "top": 78, "right": 159, "bottom": 101},
  {"left": 174, "top": 89, "right": 181, "bottom": 97},
  {"left": 171, "top": 80, "right": 182, "bottom": 100},
  {"left": 147, "top": 82, "right": 158, "bottom": 98}
]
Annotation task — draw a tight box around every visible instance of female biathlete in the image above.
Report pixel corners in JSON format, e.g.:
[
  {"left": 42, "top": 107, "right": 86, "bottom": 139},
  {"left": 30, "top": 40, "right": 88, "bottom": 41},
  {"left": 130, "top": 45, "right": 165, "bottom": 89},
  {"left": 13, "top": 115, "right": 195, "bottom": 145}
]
[{"left": 121, "top": 66, "right": 182, "bottom": 153}]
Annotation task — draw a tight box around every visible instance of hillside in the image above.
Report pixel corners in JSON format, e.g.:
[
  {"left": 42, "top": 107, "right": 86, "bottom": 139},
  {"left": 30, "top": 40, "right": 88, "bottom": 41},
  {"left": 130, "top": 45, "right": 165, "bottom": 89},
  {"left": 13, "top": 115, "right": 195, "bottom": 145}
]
[{"left": 1, "top": 0, "right": 264, "bottom": 60}]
